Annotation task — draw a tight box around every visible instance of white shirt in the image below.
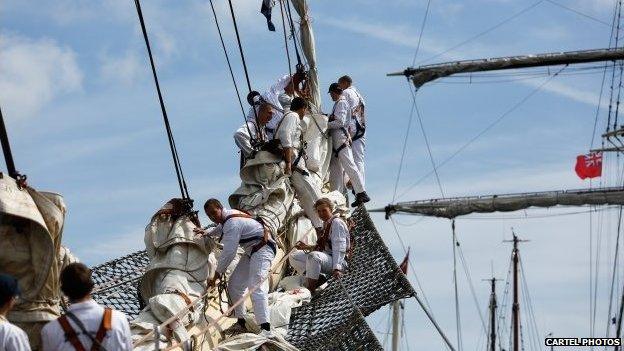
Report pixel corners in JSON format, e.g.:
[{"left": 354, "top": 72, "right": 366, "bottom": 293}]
[
  {"left": 209, "top": 209, "right": 266, "bottom": 275},
  {"left": 342, "top": 86, "right": 366, "bottom": 136},
  {"left": 234, "top": 121, "right": 264, "bottom": 158},
  {"left": 40, "top": 300, "right": 132, "bottom": 351},
  {"left": 327, "top": 97, "right": 351, "bottom": 146},
  {"left": 0, "top": 316, "right": 31, "bottom": 351},
  {"left": 274, "top": 111, "right": 302, "bottom": 150},
  {"left": 322, "top": 217, "right": 350, "bottom": 271}
]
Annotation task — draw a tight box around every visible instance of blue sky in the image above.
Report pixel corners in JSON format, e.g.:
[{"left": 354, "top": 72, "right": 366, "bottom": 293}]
[{"left": 2, "top": 0, "right": 623, "bottom": 349}]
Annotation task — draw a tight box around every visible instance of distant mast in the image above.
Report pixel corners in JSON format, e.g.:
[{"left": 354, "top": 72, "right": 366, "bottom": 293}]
[
  {"left": 485, "top": 277, "right": 498, "bottom": 351},
  {"left": 505, "top": 233, "right": 528, "bottom": 351}
]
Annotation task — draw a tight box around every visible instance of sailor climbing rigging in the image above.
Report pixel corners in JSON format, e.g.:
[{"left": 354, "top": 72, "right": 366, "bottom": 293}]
[
  {"left": 327, "top": 83, "right": 370, "bottom": 207},
  {"left": 290, "top": 198, "right": 351, "bottom": 293},
  {"left": 267, "top": 97, "right": 324, "bottom": 229},
  {"left": 234, "top": 101, "right": 273, "bottom": 162},
  {"left": 338, "top": 75, "right": 367, "bottom": 188},
  {"left": 196, "top": 199, "right": 276, "bottom": 335}
]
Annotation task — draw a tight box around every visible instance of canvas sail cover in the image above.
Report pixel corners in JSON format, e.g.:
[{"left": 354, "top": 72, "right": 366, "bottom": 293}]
[
  {"left": 290, "top": 0, "right": 320, "bottom": 113},
  {"left": 392, "top": 48, "right": 624, "bottom": 88},
  {"left": 0, "top": 174, "right": 67, "bottom": 348},
  {"left": 382, "top": 187, "right": 624, "bottom": 219}
]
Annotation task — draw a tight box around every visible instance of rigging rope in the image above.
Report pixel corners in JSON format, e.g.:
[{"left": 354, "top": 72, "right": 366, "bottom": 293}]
[
  {"left": 133, "top": 0, "right": 190, "bottom": 201},
  {"left": 284, "top": 0, "right": 303, "bottom": 69},
  {"left": 226, "top": 0, "right": 261, "bottom": 134},
  {"left": 0, "top": 105, "right": 19, "bottom": 179},
  {"left": 391, "top": 81, "right": 417, "bottom": 203},
  {"left": 451, "top": 220, "right": 464, "bottom": 351},
  {"left": 456, "top": 244, "right": 488, "bottom": 334},
  {"left": 396, "top": 65, "right": 569, "bottom": 201},
  {"left": 417, "top": 0, "right": 544, "bottom": 65},
  {"left": 207, "top": 0, "right": 255, "bottom": 143},
  {"left": 411, "top": 0, "right": 433, "bottom": 66}
]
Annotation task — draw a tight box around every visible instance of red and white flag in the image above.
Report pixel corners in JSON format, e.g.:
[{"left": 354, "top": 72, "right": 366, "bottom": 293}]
[
  {"left": 575, "top": 152, "right": 603, "bottom": 180},
  {"left": 399, "top": 248, "right": 410, "bottom": 275}
]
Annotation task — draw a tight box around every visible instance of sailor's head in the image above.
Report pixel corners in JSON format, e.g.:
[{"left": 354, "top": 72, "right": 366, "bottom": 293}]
[
  {"left": 338, "top": 75, "right": 352, "bottom": 90},
  {"left": 314, "top": 198, "right": 334, "bottom": 222},
  {"left": 204, "top": 198, "right": 224, "bottom": 224},
  {"left": 256, "top": 102, "right": 274, "bottom": 126},
  {"left": 61, "top": 263, "right": 94, "bottom": 303},
  {"left": 0, "top": 273, "right": 20, "bottom": 312},
  {"left": 290, "top": 97, "right": 308, "bottom": 118},
  {"left": 246, "top": 91, "right": 261, "bottom": 106},
  {"left": 328, "top": 83, "right": 343, "bottom": 101}
]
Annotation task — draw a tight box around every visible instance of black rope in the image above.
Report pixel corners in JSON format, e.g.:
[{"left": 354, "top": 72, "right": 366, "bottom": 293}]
[
  {"left": 284, "top": 0, "right": 303, "bottom": 69},
  {"left": 0, "top": 105, "right": 18, "bottom": 179},
  {"left": 279, "top": 0, "right": 294, "bottom": 85},
  {"left": 226, "top": 0, "right": 261, "bottom": 135},
  {"left": 207, "top": 0, "right": 256, "bottom": 143},
  {"left": 133, "top": 0, "right": 190, "bottom": 201}
]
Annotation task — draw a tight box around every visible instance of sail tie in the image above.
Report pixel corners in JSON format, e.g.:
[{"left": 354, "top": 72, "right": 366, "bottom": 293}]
[{"left": 133, "top": 0, "right": 191, "bottom": 202}]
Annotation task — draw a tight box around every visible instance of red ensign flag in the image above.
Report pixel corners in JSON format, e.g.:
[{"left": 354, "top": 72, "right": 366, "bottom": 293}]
[{"left": 575, "top": 152, "right": 603, "bottom": 179}]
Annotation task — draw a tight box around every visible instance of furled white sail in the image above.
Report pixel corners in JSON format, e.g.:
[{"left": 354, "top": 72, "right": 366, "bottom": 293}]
[{"left": 380, "top": 187, "right": 624, "bottom": 219}]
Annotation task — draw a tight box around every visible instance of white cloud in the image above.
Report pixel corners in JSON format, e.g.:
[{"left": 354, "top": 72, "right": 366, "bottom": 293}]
[
  {"left": 99, "top": 50, "right": 143, "bottom": 86},
  {"left": 0, "top": 34, "right": 82, "bottom": 120}
]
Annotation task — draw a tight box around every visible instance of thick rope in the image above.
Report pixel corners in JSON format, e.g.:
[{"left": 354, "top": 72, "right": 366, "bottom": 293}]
[
  {"left": 284, "top": 0, "right": 303, "bottom": 69},
  {"left": 226, "top": 0, "right": 261, "bottom": 136},
  {"left": 207, "top": 0, "right": 255, "bottom": 143},
  {"left": 134, "top": 0, "right": 190, "bottom": 200}
]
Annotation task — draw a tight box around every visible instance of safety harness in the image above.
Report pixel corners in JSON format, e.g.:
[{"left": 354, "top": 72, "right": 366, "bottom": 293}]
[
  {"left": 315, "top": 215, "right": 354, "bottom": 261},
  {"left": 219, "top": 210, "right": 276, "bottom": 255},
  {"left": 350, "top": 88, "right": 366, "bottom": 142},
  {"left": 57, "top": 308, "right": 112, "bottom": 351},
  {"left": 330, "top": 98, "right": 352, "bottom": 157},
  {"left": 263, "top": 112, "right": 308, "bottom": 175}
]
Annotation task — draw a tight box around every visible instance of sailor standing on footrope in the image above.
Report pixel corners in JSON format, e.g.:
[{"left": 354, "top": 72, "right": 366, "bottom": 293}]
[
  {"left": 270, "top": 97, "right": 324, "bottom": 229},
  {"left": 327, "top": 83, "right": 370, "bottom": 207},
  {"left": 338, "top": 75, "right": 367, "bottom": 188},
  {"left": 196, "top": 199, "right": 276, "bottom": 335}
]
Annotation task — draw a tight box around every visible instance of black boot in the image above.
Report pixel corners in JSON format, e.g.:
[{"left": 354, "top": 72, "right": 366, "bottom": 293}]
[{"left": 351, "top": 192, "right": 371, "bottom": 207}]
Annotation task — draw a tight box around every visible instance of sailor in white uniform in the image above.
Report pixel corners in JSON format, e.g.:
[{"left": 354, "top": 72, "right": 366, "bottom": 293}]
[
  {"left": 198, "top": 199, "right": 276, "bottom": 334},
  {"left": 338, "top": 75, "right": 367, "bottom": 188},
  {"left": 290, "top": 198, "right": 350, "bottom": 293},
  {"left": 234, "top": 102, "right": 273, "bottom": 161},
  {"left": 327, "top": 83, "right": 370, "bottom": 207},
  {"left": 0, "top": 274, "right": 31, "bottom": 351},
  {"left": 270, "top": 97, "right": 324, "bottom": 229},
  {"left": 40, "top": 263, "right": 132, "bottom": 351}
]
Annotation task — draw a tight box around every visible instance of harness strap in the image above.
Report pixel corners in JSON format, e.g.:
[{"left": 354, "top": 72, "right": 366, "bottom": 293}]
[
  {"left": 171, "top": 291, "right": 195, "bottom": 312},
  {"left": 352, "top": 117, "right": 366, "bottom": 142},
  {"left": 333, "top": 142, "right": 349, "bottom": 157},
  {"left": 58, "top": 316, "right": 86, "bottom": 351},
  {"left": 220, "top": 211, "right": 276, "bottom": 254},
  {"left": 92, "top": 309, "right": 112, "bottom": 351}
]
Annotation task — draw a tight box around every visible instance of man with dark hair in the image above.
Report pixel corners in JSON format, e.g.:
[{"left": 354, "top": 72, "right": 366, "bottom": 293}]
[
  {"left": 0, "top": 274, "right": 31, "bottom": 350},
  {"left": 40, "top": 263, "right": 132, "bottom": 351},
  {"left": 272, "top": 96, "right": 323, "bottom": 229},
  {"left": 290, "top": 198, "right": 351, "bottom": 292},
  {"left": 327, "top": 83, "right": 370, "bottom": 207},
  {"left": 234, "top": 101, "right": 273, "bottom": 162},
  {"left": 338, "top": 75, "right": 367, "bottom": 188},
  {"left": 194, "top": 199, "right": 276, "bottom": 335}
]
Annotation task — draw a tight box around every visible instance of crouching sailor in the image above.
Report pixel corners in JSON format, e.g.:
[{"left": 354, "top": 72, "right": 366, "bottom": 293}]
[
  {"left": 291, "top": 198, "right": 351, "bottom": 293},
  {"left": 234, "top": 101, "right": 273, "bottom": 165},
  {"left": 327, "top": 83, "right": 370, "bottom": 207},
  {"left": 40, "top": 263, "right": 132, "bottom": 351},
  {"left": 266, "top": 97, "right": 323, "bottom": 229},
  {"left": 198, "top": 199, "right": 276, "bottom": 335}
]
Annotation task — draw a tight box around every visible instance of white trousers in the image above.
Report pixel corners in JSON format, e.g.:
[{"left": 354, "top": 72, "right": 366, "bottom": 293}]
[
  {"left": 290, "top": 170, "right": 323, "bottom": 228},
  {"left": 228, "top": 245, "right": 274, "bottom": 325},
  {"left": 351, "top": 135, "right": 366, "bottom": 188},
  {"left": 289, "top": 249, "right": 333, "bottom": 280},
  {"left": 329, "top": 145, "right": 365, "bottom": 194}
]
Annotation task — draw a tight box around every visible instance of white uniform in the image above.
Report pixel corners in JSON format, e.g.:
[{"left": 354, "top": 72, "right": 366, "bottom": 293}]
[
  {"left": 210, "top": 209, "right": 275, "bottom": 325},
  {"left": 40, "top": 300, "right": 132, "bottom": 351},
  {"left": 328, "top": 97, "right": 365, "bottom": 195},
  {"left": 0, "top": 316, "right": 31, "bottom": 351},
  {"left": 274, "top": 112, "right": 323, "bottom": 228},
  {"left": 246, "top": 74, "right": 292, "bottom": 139},
  {"left": 343, "top": 86, "right": 366, "bottom": 187},
  {"left": 234, "top": 121, "right": 265, "bottom": 158},
  {"left": 290, "top": 216, "right": 349, "bottom": 279}
]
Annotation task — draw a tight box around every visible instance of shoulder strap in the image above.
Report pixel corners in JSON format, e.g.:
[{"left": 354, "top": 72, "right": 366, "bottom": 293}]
[
  {"left": 272, "top": 112, "right": 291, "bottom": 140},
  {"left": 219, "top": 211, "right": 255, "bottom": 242},
  {"left": 91, "top": 308, "right": 112, "bottom": 351},
  {"left": 58, "top": 315, "right": 87, "bottom": 351}
]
